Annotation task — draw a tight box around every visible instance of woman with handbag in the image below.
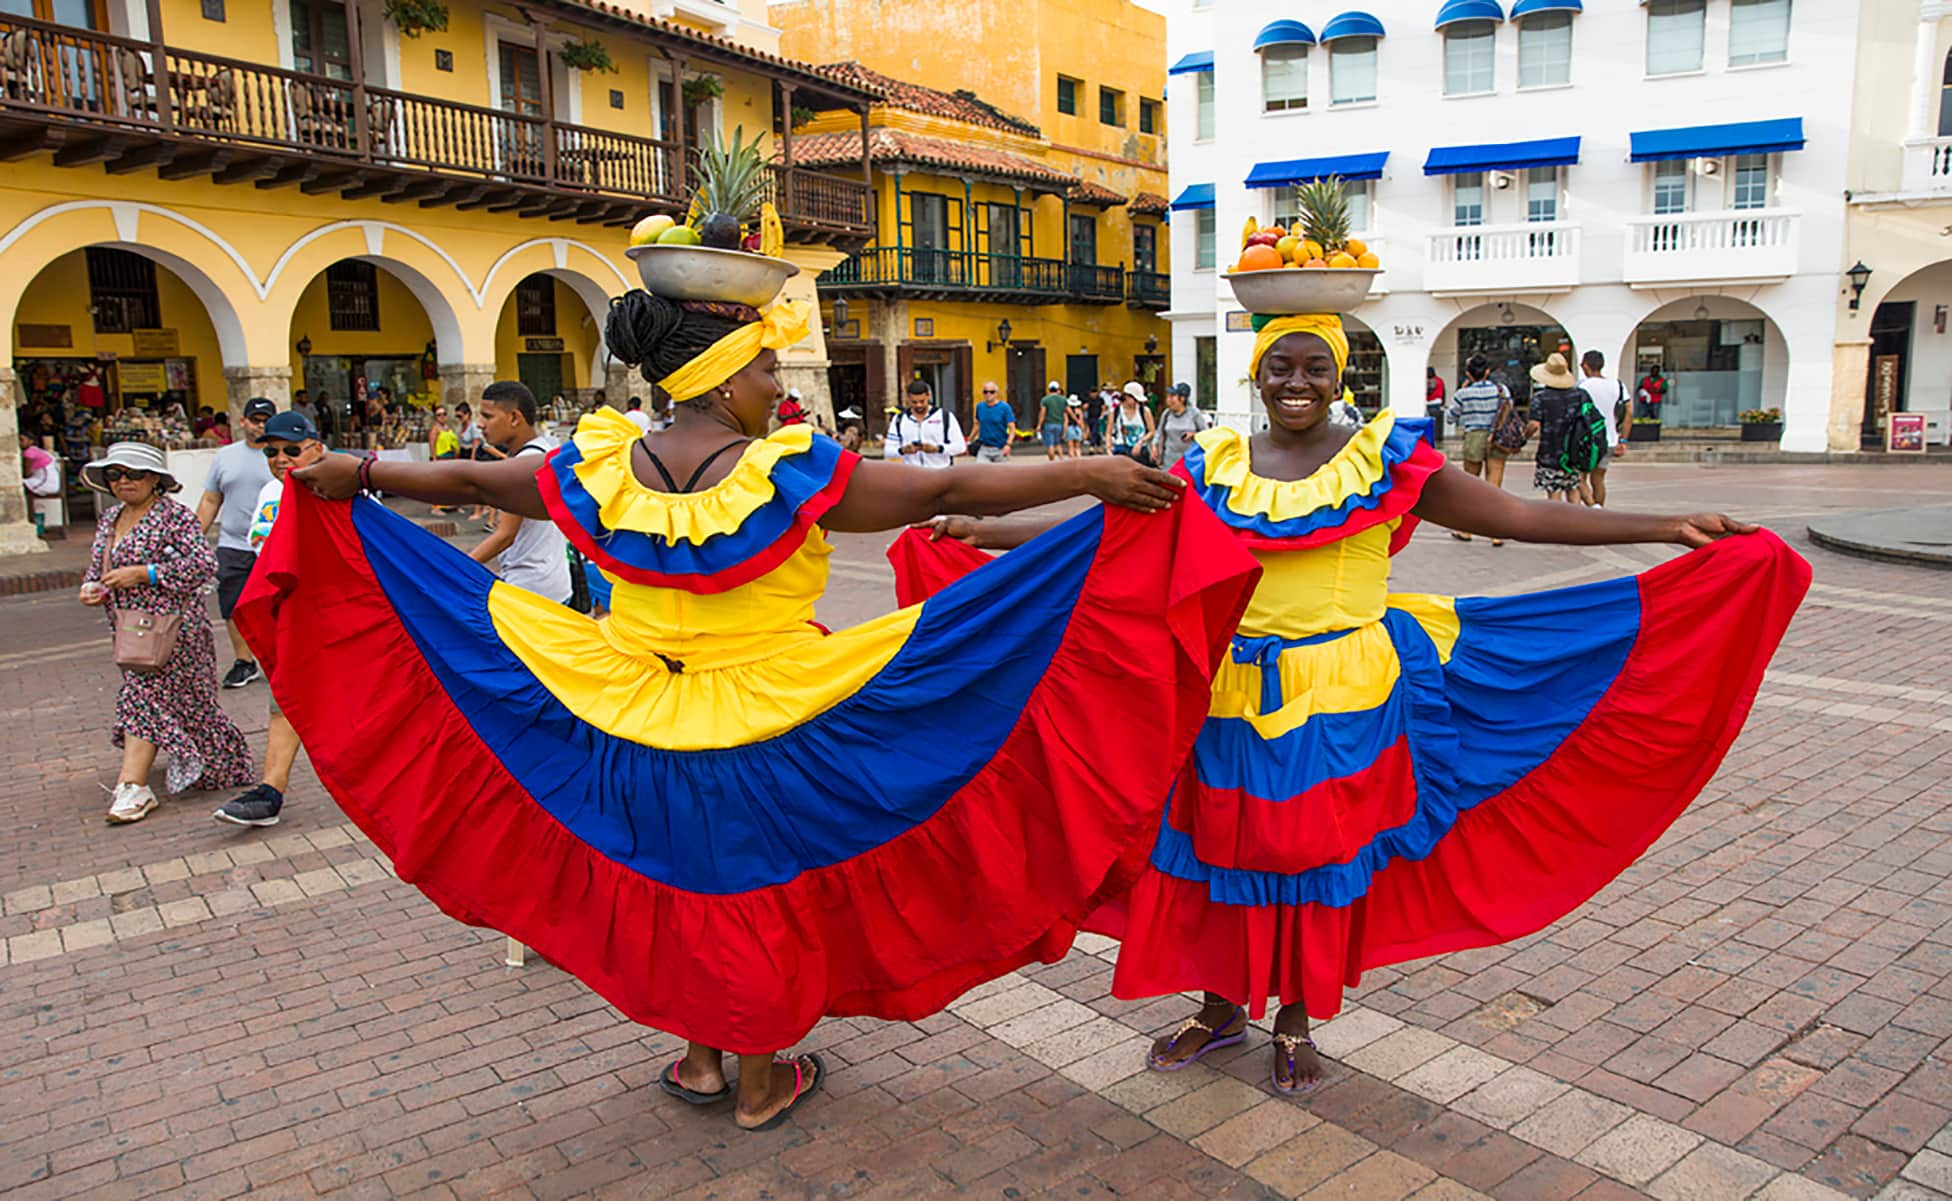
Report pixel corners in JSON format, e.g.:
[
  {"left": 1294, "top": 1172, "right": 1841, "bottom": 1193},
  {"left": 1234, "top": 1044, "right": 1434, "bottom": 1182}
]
[
  {"left": 79, "top": 442, "right": 253, "bottom": 825},
  {"left": 1111, "top": 382, "right": 1157, "bottom": 461}
]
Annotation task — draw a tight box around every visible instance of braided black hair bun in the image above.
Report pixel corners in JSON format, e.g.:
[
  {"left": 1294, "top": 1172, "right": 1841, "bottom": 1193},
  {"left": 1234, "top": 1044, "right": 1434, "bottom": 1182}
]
[{"left": 605, "top": 290, "right": 754, "bottom": 387}]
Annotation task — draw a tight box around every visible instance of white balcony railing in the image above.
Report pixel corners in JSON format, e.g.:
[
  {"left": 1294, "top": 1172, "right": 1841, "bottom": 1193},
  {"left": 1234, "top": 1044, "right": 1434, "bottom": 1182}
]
[
  {"left": 1623, "top": 209, "right": 1799, "bottom": 285},
  {"left": 1900, "top": 138, "right": 1952, "bottom": 195},
  {"left": 1423, "top": 221, "right": 1581, "bottom": 295}
]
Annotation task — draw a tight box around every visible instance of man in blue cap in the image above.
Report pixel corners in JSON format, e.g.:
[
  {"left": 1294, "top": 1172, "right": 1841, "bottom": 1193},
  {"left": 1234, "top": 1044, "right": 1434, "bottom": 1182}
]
[
  {"left": 214, "top": 409, "right": 326, "bottom": 828},
  {"left": 196, "top": 396, "right": 276, "bottom": 689}
]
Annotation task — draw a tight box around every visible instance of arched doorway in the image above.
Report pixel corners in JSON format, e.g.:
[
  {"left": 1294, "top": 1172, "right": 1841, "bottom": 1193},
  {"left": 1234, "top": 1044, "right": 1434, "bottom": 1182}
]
[
  {"left": 11, "top": 245, "right": 233, "bottom": 450},
  {"left": 1427, "top": 301, "right": 1573, "bottom": 415},
  {"left": 492, "top": 270, "right": 608, "bottom": 419},
  {"left": 1859, "top": 261, "right": 1952, "bottom": 449},
  {"left": 287, "top": 257, "right": 447, "bottom": 448},
  {"left": 1620, "top": 296, "right": 1786, "bottom": 431}
]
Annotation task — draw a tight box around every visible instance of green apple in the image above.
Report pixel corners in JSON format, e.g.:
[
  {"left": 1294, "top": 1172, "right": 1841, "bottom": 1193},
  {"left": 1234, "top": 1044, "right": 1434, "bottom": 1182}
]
[
  {"left": 629, "top": 214, "right": 677, "bottom": 246},
  {"left": 656, "top": 224, "right": 703, "bottom": 246}
]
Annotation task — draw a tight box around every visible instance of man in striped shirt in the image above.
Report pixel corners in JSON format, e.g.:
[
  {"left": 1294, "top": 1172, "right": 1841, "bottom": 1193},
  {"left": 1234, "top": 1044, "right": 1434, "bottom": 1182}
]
[{"left": 1445, "top": 354, "right": 1515, "bottom": 543}]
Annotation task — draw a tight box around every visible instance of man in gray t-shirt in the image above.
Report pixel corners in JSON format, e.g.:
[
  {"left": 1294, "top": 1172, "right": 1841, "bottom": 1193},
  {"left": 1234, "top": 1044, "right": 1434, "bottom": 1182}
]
[
  {"left": 470, "top": 381, "right": 573, "bottom": 604},
  {"left": 196, "top": 396, "right": 276, "bottom": 688}
]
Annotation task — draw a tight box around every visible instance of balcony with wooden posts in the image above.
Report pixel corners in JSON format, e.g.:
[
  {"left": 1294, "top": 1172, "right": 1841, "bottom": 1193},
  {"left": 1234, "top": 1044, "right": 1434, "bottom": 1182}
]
[
  {"left": 0, "top": 4, "right": 876, "bottom": 241},
  {"left": 819, "top": 246, "right": 1132, "bottom": 306}
]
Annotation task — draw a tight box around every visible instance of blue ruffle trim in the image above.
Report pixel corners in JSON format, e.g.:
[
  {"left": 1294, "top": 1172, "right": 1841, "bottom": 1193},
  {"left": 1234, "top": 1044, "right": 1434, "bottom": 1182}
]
[{"left": 1185, "top": 417, "right": 1434, "bottom": 541}]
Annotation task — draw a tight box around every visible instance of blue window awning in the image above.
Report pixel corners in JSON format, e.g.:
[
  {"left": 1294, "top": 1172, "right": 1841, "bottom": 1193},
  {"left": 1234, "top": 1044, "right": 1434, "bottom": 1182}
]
[
  {"left": 1510, "top": 0, "right": 1580, "bottom": 15},
  {"left": 1321, "top": 11, "right": 1387, "bottom": 40},
  {"left": 1435, "top": 0, "right": 1504, "bottom": 28},
  {"left": 1424, "top": 135, "right": 1580, "bottom": 175},
  {"left": 1630, "top": 117, "right": 1804, "bottom": 163},
  {"left": 1253, "top": 20, "right": 1317, "bottom": 50},
  {"left": 1168, "top": 51, "right": 1214, "bottom": 76},
  {"left": 1246, "top": 152, "right": 1389, "bottom": 189},
  {"left": 1170, "top": 183, "right": 1215, "bottom": 210}
]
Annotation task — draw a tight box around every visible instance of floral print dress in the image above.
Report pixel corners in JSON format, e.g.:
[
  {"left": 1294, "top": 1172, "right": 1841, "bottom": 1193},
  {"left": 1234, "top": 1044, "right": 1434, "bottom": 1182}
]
[{"left": 86, "top": 498, "right": 254, "bottom": 794}]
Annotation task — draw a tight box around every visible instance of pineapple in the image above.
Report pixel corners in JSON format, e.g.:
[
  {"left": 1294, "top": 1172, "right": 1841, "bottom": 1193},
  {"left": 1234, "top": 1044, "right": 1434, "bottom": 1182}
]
[
  {"left": 690, "top": 126, "right": 767, "bottom": 250},
  {"left": 1293, "top": 177, "right": 1351, "bottom": 258}
]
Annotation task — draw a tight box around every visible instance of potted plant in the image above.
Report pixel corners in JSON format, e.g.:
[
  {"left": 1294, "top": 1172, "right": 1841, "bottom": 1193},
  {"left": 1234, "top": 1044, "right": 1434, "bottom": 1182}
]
[
  {"left": 382, "top": 0, "right": 448, "bottom": 38},
  {"left": 559, "top": 38, "right": 617, "bottom": 74},
  {"left": 682, "top": 75, "right": 724, "bottom": 108},
  {"left": 1739, "top": 408, "right": 1783, "bottom": 442},
  {"left": 1628, "top": 417, "right": 1663, "bottom": 443}
]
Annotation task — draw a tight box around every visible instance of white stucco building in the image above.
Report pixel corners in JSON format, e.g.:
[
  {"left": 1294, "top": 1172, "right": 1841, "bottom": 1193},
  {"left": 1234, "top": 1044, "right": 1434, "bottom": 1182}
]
[{"left": 1161, "top": 0, "right": 1866, "bottom": 453}]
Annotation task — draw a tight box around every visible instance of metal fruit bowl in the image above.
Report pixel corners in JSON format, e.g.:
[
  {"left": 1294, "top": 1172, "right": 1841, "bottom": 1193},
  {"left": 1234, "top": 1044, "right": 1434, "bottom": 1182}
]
[
  {"left": 625, "top": 244, "right": 799, "bottom": 307},
  {"left": 1223, "top": 267, "right": 1379, "bottom": 315}
]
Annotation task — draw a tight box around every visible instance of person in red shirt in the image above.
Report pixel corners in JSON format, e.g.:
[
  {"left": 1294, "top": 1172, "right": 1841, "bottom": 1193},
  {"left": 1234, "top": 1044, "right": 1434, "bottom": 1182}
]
[
  {"left": 776, "top": 387, "right": 808, "bottom": 427},
  {"left": 1426, "top": 367, "right": 1446, "bottom": 406}
]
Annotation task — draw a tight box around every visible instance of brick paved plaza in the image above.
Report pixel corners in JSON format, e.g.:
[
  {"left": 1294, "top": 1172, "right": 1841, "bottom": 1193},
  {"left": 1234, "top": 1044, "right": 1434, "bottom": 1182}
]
[{"left": 3, "top": 460, "right": 1951, "bottom": 1201}]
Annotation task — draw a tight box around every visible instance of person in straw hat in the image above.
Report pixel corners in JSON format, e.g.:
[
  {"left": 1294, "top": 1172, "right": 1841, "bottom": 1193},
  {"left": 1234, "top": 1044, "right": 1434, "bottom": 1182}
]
[
  {"left": 236, "top": 270, "right": 1261, "bottom": 1132},
  {"left": 79, "top": 442, "right": 253, "bottom": 824},
  {"left": 897, "top": 306, "right": 1810, "bottom": 1095},
  {"left": 1526, "top": 350, "right": 1590, "bottom": 503}
]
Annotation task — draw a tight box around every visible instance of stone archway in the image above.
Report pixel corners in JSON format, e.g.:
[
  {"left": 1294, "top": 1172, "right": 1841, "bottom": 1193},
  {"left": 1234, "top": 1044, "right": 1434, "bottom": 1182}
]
[
  {"left": 1425, "top": 301, "right": 1576, "bottom": 415},
  {"left": 282, "top": 255, "right": 461, "bottom": 445},
  {"left": 1618, "top": 295, "right": 1788, "bottom": 431},
  {"left": 1849, "top": 260, "right": 1952, "bottom": 448}
]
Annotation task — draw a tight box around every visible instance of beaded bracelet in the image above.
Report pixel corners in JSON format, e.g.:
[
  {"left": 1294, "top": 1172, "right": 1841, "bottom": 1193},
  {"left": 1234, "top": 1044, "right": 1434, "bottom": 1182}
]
[{"left": 357, "top": 456, "right": 375, "bottom": 494}]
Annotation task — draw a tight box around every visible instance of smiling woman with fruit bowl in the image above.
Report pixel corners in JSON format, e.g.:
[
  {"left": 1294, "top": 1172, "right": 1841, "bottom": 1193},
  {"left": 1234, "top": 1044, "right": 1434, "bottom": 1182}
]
[
  {"left": 886, "top": 196, "right": 1812, "bottom": 1096},
  {"left": 228, "top": 131, "right": 1265, "bottom": 1135}
]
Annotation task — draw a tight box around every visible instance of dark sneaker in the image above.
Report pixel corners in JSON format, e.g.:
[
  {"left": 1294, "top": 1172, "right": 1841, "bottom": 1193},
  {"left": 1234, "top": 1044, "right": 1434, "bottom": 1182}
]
[
  {"left": 214, "top": 784, "right": 283, "bottom": 827},
  {"left": 222, "top": 660, "right": 261, "bottom": 689}
]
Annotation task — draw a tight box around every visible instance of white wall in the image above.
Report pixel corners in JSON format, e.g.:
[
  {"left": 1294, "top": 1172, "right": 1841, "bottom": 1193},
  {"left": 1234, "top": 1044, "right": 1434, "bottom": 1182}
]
[{"left": 1163, "top": 0, "right": 1860, "bottom": 450}]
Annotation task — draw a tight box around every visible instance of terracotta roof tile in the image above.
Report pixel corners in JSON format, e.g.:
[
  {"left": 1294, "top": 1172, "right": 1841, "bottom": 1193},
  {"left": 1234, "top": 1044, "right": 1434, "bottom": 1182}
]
[
  {"left": 1130, "top": 191, "right": 1170, "bottom": 216},
  {"left": 819, "top": 61, "right": 1041, "bottom": 137},
  {"left": 792, "top": 129, "right": 1073, "bottom": 191},
  {"left": 1068, "top": 180, "right": 1128, "bottom": 207},
  {"left": 542, "top": 0, "right": 879, "bottom": 102}
]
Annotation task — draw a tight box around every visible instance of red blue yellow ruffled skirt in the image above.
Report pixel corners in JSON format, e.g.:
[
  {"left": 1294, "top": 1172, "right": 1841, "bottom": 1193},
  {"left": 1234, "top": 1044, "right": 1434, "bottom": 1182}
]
[{"left": 234, "top": 487, "right": 1257, "bottom": 1052}]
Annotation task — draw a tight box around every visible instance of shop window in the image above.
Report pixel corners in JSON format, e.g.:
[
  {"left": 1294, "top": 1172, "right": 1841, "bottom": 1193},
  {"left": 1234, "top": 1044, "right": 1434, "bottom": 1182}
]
[
  {"left": 1728, "top": 0, "right": 1789, "bottom": 68},
  {"left": 1099, "top": 86, "right": 1124, "bottom": 127},
  {"left": 515, "top": 275, "right": 556, "bottom": 337},
  {"left": 1518, "top": 12, "right": 1572, "bottom": 89},
  {"left": 1196, "top": 71, "right": 1215, "bottom": 140},
  {"left": 1139, "top": 97, "right": 1160, "bottom": 134},
  {"left": 327, "top": 260, "right": 380, "bottom": 331},
  {"left": 1330, "top": 37, "right": 1378, "bottom": 105},
  {"left": 1194, "top": 207, "right": 1216, "bottom": 270},
  {"left": 86, "top": 248, "right": 160, "bottom": 334},
  {"left": 1056, "top": 75, "right": 1079, "bottom": 116},
  {"left": 1647, "top": 0, "right": 1705, "bottom": 76},
  {"left": 1262, "top": 44, "right": 1308, "bottom": 112},
  {"left": 1444, "top": 20, "right": 1495, "bottom": 96}
]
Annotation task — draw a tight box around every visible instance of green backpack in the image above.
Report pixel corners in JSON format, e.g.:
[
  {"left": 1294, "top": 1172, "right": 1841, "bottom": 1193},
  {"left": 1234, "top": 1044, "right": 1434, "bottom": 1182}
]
[{"left": 1561, "top": 396, "right": 1609, "bottom": 474}]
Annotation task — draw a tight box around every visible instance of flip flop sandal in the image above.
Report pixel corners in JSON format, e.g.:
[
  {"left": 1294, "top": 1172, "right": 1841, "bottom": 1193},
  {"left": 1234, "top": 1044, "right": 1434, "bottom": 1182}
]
[
  {"left": 1270, "top": 1034, "right": 1323, "bottom": 1096},
  {"left": 658, "top": 1059, "right": 732, "bottom": 1106},
  {"left": 1147, "top": 1007, "right": 1248, "bottom": 1072},
  {"left": 1449, "top": 531, "right": 1473, "bottom": 542},
  {"left": 739, "top": 1052, "right": 824, "bottom": 1133}
]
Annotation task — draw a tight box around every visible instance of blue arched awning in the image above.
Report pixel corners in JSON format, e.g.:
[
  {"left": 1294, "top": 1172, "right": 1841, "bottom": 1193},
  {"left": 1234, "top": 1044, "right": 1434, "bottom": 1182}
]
[
  {"left": 1435, "top": 0, "right": 1504, "bottom": 29},
  {"left": 1253, "top": 20, "right": 1317, "bottom": 50},
  {"left": 1169, "top": 51, "right": 1214, "bottom": 76},
  {"left": 1510, "top": 0, "right": 1581, "bottom": 15},
  {"left": 1170, "top": 183, "right": 1215, "bottom": 210},
  {"left": 1320, "top": 11, "right": 1387, "bottom": 40}
]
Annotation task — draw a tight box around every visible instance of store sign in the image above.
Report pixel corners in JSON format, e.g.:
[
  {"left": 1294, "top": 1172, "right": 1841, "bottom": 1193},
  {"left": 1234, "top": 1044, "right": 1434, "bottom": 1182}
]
[
  {"left": 1224, "top": 311, "right": 1251, "bottom": 333},
  {"left": 132, "top": 329, "right": 179, "bottom": 356},
  {"left": 913, "top": 318, "right": 934, "bottom": 337},
  {"left": 524, "top": 337, "right": 565, "bottom": 352},
  {"left": 1888, "top": 412, "right": 1928, "bottom": 454},
  {"left": 119, "top": 362, "right": 168, "bottom": 393},
  {"left": 1874, "top": 356, "right": 1900, "bottom": 423},
  {"left": 16, "top": 324, "right": 71, "bottom": 349}
]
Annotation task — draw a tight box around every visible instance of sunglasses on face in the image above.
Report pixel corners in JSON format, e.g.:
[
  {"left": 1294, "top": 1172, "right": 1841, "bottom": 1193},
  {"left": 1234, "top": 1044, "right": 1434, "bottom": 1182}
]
[
  {"left": 102, "top": 467, "right": 150, "bottom": 484},
  {"left": 262, "top": 445, "right": 309, "bottom": 459}
]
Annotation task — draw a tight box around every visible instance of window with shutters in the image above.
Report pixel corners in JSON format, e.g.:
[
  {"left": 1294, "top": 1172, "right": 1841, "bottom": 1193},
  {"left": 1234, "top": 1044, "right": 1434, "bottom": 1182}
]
[
  {"left": 1444, "top": 21, "right": 1495, "bottom": 95},
  {"left": 1262, "top": 45, "right": 1308, "bottom": 112}
]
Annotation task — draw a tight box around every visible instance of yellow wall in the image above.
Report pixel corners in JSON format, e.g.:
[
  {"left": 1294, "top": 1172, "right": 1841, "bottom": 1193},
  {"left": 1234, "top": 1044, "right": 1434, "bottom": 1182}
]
[
  {"left": 11, "top": 249, "right": 227, "bottom": 413},
  {"left": 492, "top": 275, "right": 602, "bottom": 389},
  {"left": 284, "top": 267, "right": 438, "bottom": 385}
]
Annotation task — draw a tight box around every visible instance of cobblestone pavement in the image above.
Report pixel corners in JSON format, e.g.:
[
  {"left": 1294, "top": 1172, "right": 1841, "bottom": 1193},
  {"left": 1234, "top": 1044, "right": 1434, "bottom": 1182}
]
[{"left": 3, "top": 461, "right": 1952, "bottom": 1201}]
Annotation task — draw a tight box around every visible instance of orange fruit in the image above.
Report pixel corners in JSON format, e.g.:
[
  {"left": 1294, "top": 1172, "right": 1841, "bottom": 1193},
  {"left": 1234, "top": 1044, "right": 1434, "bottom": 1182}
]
[
  {"left": 1356, "top": 251, "right": 1381, "bottom": 269},
  {"left": 1303, "top": 257, "right": 1328, "bottom": 269},
  {"left": 1237, "top": 244, "right": 1284, "bottom": 272},
  {"left": 1344, "top": 238, "right": 1368, "bottom": 259},
  {"left": 1266, "top": 225, "right": 1287, "bottom": 239},
  {"left": 1328, "top": 251, "right": 1358, "bottom": 268},
  {"left": 1300, "top": 239, "right": 1323, "bottom": 262}
]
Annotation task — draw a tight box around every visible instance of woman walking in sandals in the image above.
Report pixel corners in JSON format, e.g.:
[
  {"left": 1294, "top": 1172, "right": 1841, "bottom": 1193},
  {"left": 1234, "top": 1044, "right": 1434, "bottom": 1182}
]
[
  {"left": 893, "top": 300, "right": 1809, "bottom": 1096},
  {"left": 238, "top": 228, "right": 1258, "bottom": 1130}
]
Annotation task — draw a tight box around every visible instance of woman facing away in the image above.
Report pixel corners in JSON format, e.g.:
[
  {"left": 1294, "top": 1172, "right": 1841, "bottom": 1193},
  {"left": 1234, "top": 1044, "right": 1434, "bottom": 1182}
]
[
  {"left": 900, "top": 311, "right": 1809, "bottom": 1094},
  {"left": 240, "top": 287, "right": 1260, "bottom": 1131}
]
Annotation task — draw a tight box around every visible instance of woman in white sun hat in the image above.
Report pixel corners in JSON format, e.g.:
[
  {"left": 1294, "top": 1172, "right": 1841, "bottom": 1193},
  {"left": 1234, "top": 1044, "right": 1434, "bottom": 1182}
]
[{"left": 79, "top": 442, "right": 253, "bottom": 824}]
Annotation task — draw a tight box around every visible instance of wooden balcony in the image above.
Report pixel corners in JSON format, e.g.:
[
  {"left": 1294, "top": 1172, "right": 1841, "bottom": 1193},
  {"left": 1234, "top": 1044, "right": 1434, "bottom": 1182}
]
[
  {"left": 1125, "top": 269, "right": 1169, "bottom": 310},
  {"left": 820, "top": 246, "right": 1129, "bottom": 306},
  {"left": 0, "top": 12, "right": 873, "bottom": 241}
]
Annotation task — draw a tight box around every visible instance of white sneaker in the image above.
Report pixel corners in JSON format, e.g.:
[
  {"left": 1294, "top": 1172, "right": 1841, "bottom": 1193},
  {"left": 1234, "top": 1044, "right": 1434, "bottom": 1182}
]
[{"left": 106, "top": 782, "right": 158, "bottom": 824}]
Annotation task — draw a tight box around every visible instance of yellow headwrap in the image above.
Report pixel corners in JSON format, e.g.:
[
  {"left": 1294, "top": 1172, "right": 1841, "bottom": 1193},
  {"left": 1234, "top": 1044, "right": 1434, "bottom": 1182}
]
[
  {"left": 1249, "top": 313, "right": 1350, "bottom": 379},
  {"left": 657, "top": 299, "right": 813, "bottom": 403}
]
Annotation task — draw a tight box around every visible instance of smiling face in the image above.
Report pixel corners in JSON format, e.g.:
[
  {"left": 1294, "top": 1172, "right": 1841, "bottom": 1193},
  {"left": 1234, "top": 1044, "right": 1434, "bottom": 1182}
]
[
  {"left": 1257, "top": 332, "right": 1340, "bottom": 434},
  {"left": 906, "top": 389, "right": 932, "bottom": 419}
]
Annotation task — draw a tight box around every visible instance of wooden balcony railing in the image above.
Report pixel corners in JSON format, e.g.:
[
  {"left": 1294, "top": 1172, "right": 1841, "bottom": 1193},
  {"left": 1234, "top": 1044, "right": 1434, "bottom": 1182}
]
[
  {"left": 821, "top": 246, "right": 1128, "bottom": 304},
  {"left": 0, "top": 11, "right": 870, "bottom": 236},
  {"left": 1126, "top": 270, "right": 1169, "bottom": 308},
  {"left": 1067, "top": 262, "right": 1124, "bottom": 304}
]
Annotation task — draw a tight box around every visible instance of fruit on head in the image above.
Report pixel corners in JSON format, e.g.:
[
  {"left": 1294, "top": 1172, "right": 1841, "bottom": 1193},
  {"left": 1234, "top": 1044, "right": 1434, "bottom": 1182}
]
[
  {"left": 1344, "top": 238, "right": 1368, "bottom": 259},
  {"left": 630, "top": 214, "right": 676, "bottom": 246},
  {"left": 759, "top": 202, "right": 785, "bottom": 257},
  {"left": 1327, "top": 251, "right": 1358, "bottom": 269},
  {"left": 1300, "top": 239, "right": 1323, "bottom": 263},
  {"left": 1236, "top": 244, "right": 1284, "bottom": 272},
  {"left": 1302, "top": 257, "right": 1328, "bottom": 269},
  {"left": 1265, "top": 225, "right": 1286, "bottom": 240},
  {"left": 1293, "top": 176, "right": 1352, "bottom": 259},
  {"left": 691, "top": 125, "right": 767, "bottom": 251},
  {"left": 1274, "top": 236, "right": 1300, "bottom": 261},
  {"left": 656, "top": 224, "right": 703, "bottom": 245},
  {"left": 1356, "top": 251, "right": 1380, "bottom": 269}
]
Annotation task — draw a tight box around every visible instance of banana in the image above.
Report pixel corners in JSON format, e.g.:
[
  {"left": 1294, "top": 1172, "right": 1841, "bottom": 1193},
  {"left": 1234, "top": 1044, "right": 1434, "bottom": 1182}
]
[
  {"left": 1242, "top": 216, "right": 1259, "bottom": 250},
  {"left": 760, "top": 202, "right": 784, "bottom": 258}
]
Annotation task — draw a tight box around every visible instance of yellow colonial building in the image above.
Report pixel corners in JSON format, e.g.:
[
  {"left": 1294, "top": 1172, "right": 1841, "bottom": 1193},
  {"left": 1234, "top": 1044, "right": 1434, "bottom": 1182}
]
[
  {"left": 0, "top": 0, "right": 875, "bottom": 551},
  {"left": 771, "top": 0, "right": 1170, "bottom": 434}
]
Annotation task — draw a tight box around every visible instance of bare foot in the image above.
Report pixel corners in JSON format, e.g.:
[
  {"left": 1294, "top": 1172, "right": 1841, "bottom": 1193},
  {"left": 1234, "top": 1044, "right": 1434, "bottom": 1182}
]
[
  {"left": 673, "top": 1054, "right": 726, "bottom": 1096},
  {"left": 1148, "top": 1001, "right": 1246, "bottom": 1070},
  {"left": 734, "top": 1054, "right": 822, "bottom": 1130}
]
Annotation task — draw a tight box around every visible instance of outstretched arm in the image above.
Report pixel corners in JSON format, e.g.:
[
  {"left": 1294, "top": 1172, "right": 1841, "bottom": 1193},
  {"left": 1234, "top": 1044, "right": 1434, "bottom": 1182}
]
[
  {"left": 291, "top": 452, "right": 549, "bottom": 519},
  {"left": 1414, "top": 463, "right": 1754, "bottom": 548},
  {"left": 824, "top": 456, "right": 1180, "bottom": 534}
]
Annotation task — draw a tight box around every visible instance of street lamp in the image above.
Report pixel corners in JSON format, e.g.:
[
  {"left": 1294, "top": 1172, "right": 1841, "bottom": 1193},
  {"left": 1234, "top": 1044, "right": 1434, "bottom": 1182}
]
[
  {"left": 1846, "top": 261, "right": 1873, "bottom": 313},
  {"left": 987, "top": 318, "right": 1013, "bottom": 352},
  {"left": 296, "top": 334, "right": 312, "bottom": 358},
  {"left": 830, "top": 297, "right": 849, "bottom": 334},
  {"left": 1144, "top": 334, "right": 1159, "bottom": 355}
]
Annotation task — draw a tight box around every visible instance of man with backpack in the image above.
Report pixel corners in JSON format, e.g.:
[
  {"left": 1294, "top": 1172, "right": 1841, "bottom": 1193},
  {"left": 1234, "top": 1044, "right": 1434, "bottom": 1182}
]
[
  {"left": 1525, "top": 352, "right": 1602, "bottom": 504},
  {"left": 1578, "top": 350, "right": 1628, "bottom": 507}
]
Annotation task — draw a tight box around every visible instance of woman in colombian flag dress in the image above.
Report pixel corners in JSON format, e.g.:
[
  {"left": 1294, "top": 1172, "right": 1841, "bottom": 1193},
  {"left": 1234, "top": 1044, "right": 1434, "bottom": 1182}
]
[
  {"left": 235, "top": 288, "right": 1262, "bottom": 1131},
  {"left": 894, "top": 311, "right": 1810, "bottom": 1094}
]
